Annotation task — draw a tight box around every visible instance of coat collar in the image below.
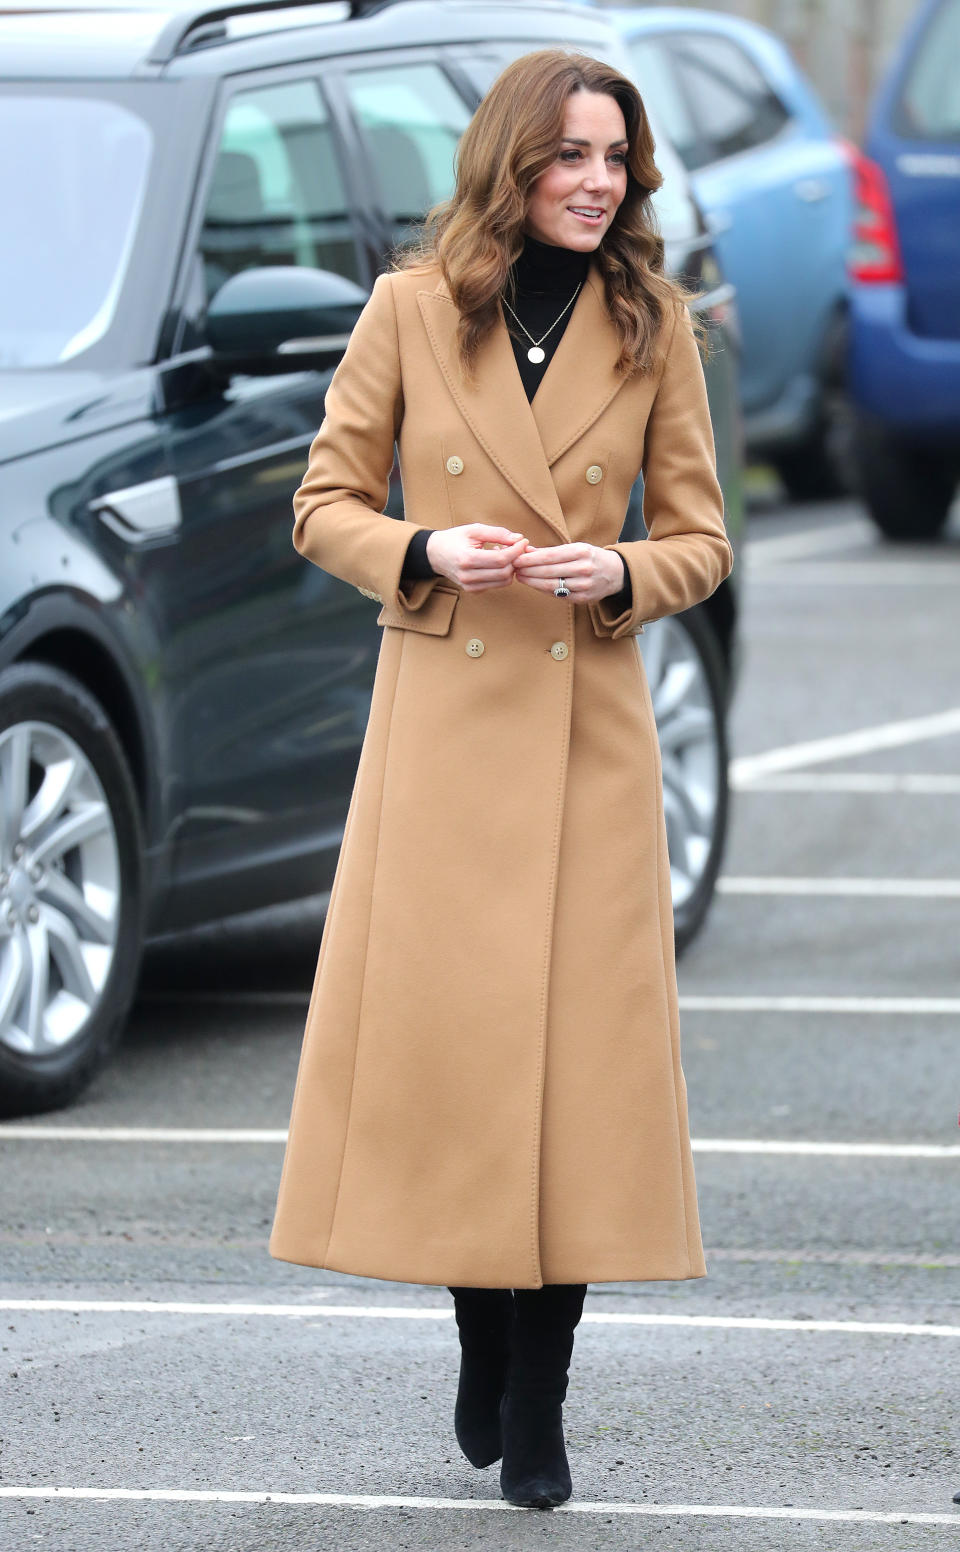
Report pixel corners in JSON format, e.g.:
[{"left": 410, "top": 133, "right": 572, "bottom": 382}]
[{"left": 417, "top": 265, "right": 626, "bottom": 543}]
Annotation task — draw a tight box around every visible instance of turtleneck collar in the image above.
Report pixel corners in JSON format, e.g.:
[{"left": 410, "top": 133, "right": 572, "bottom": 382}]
[{"left": 511, "top": 233, "right": 591, "bottom": 296}]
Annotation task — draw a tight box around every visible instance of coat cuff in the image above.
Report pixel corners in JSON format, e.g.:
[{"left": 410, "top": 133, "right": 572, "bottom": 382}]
[
  {"left": 588, "top": 543, "right": 648, "bottom": 639},
  {"left": 353, "top": 522, "right": 443, "bottom": 614}
]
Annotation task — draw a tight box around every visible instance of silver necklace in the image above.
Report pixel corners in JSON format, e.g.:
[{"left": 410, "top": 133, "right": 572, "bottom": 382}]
[{"left": 501, "top": 281, "right": 582, "bottom": 365}]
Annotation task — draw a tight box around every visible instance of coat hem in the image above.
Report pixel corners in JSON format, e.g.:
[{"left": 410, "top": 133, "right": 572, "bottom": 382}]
[{"left": 268, "top": 1238, "right": 706, "bottom": 1288}]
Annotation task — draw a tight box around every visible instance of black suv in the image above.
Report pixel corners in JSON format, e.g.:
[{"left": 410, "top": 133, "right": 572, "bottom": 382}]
[{"left": 0, "top": 0, "right": 743, "bottom": 1116}]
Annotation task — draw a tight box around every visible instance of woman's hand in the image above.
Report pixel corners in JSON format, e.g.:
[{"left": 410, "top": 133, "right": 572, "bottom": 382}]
[
  {"left": 426, "top": 525, "right": 529, "bottom": 593},
  {"left": 513, "top": 542, "right": 626, "bottom": 603}
]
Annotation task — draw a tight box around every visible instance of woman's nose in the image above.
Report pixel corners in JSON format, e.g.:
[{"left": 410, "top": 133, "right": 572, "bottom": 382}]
[{"left": 583, "top": 158, "right": 612, "bottom": 192}]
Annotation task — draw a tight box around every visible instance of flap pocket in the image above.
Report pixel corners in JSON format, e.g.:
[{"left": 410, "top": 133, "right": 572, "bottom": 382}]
[{"left": 377, "top": 583, "right": 459, "bottom": 637}]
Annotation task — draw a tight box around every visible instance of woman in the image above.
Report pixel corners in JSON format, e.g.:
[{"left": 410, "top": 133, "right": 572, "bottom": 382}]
[{"left": 270, "top": 49, "right": 732, "bottom": 1509}]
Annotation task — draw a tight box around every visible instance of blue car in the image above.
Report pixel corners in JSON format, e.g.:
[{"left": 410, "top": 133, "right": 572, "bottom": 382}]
[
  {"left": 848, "top": 0, "right": 960, "bottom": 540},
  {"left": 600, "top": 5, "right": 853, "bottom": 500}
]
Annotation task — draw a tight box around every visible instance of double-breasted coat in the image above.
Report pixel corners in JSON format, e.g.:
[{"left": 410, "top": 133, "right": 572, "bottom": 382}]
[{"left": 269, "top": 261, "right": 733, "bottom": 1289}]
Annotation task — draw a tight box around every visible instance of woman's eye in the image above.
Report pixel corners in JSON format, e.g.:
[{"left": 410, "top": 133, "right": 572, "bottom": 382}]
[
  {"left": 559, "top": 150, "right": 582, "bottom": 162},
  {"left": 609, "top": 153, "right": 627, "bottom": 166}
]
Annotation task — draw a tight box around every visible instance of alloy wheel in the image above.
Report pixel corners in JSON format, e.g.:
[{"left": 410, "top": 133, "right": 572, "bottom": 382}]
[
  {"left": 640, "top": 616, "right": 722, "bottom": 911},
  {"left": 0, "top": 720, "right": 120, "bottom": 1057}
]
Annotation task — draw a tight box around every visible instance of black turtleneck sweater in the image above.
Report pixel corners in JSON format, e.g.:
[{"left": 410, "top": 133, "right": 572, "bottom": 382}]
[{"left": 400, "top": 236, "right": 630, "bottom": 609}]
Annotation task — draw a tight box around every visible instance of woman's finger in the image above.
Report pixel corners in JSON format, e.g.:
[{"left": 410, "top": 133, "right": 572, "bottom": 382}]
[
  {"left": 513, "top": 560, "right": 590, "bottom": 579},
  {"left": 466, "top": 525, "right": 527, "bottom": 545}
]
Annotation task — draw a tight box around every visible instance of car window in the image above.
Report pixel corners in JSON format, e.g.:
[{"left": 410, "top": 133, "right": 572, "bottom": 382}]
[
  {"left": 199, "top": 77, "right": 358, "bottom": 303},
  {"left": 626, "top": 37, "right": 702, "bottom": 172},
  {"left": 663, "top": 32, "right": 789, "bottom": 167},
  {"left": 342, "top": 62, "right": 472, "bottom": 248},
  {"left": 0, "top": 93, "right": 151, "bottom": 367},
  {"left": 896, "top": 0, "right": 960, "bottom": 139}
]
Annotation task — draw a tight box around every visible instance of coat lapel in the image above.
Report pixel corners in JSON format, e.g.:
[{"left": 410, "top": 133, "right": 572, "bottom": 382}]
[
  {"left": 417, "top": 281, "right": 568, "bottom": 541},
  {"left": 531, "top": 268, "right": 628, "bottom": 467},
  {"left": 417, "top": 265, "right": 628, "bottom": 541}
]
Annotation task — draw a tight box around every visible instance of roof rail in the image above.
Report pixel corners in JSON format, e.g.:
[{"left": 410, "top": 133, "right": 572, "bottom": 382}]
[{"left": 146, "top": 0, "right": 412, "bottom": 64}]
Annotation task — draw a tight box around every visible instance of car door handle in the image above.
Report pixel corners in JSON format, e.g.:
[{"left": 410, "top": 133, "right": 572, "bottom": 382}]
[
  {"left": 90, "top": 475, "right": 182, "bottom": 544},
  {"left": 793, "top": 178, "right": 831, "bottom": 203}
]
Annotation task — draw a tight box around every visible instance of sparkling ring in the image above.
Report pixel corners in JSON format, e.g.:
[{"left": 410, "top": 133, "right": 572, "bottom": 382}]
[{"left": 554, "top": 578, "right": 570, "bottom": 598}]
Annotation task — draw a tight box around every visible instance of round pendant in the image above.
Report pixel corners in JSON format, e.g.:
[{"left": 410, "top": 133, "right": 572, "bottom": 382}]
[{"left": 527, "top": 346, "right": 546, "bottom": 364}]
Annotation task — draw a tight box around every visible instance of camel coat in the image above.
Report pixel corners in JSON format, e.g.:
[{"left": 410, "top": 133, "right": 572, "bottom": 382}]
[{"left": 269, "top": 262, "right": 733, "bottom": 1288}]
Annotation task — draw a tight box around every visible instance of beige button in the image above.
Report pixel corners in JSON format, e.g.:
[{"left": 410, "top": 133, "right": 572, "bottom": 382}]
[
  {"left": 550, "top": 641, "right": 569, "bottom": 662},
  {"left": 446, "top": 455, "right": 465, "bottom": 476},
  {"left": 465, "top": 637, "right": 485, "bottom": 658},
  {"left": 585, "top": 464, "right": 603, "bottom": 485}
]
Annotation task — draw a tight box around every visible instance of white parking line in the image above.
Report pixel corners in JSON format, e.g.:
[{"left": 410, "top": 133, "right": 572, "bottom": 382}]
[
  {"left": 731, "top": 772, "right": 960, "bottom": 793},
  {"left": 718, "top": 876, "right": 960, "bottom": 898},
  {"left": 1, "top": 1126, "right": 955, "bottom": 1157},
  {"left": 730, "top": 706, "right": 960, "bottom": 785},
  {"left": 3, "top": 1300, "right": 959, "bottom": 1338},
  {"left": 693, "top": 1140, "right": 960, "bottom": 1158},
  {"left": 681, "top": 994, "right": 960, "bottom": 1013},
  {"left": 0, "top": 1486, "right": 955, "bottom": 1525},
  {"left": 0, "top": 1126, "right": 291, "bottom": 1142}
]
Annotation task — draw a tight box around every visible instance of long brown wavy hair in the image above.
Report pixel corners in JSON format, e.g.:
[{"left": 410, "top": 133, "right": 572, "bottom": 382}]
[{"left": 400, "top": 49, "right": 688, "bottom": 377}]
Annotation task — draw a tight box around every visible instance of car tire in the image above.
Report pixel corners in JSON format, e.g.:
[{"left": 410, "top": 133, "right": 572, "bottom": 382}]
[
  {"left": 852, "top": 413, "right": 955, "bottom": 541},
  {"left": 641, "top": 608, "right": 729, "bottom": 955},
  {"left": 772, "top": 321, "right": 854, "bottom": 502},
  {"left": 0, "top": 663, "right": 144, "bottom": 1117},
  {"left": 773, "top": 398, "right": 854, "bottom": 502}
]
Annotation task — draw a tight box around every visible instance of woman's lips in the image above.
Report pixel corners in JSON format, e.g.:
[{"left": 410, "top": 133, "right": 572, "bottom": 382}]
[{"left": 568, "top": 206, "right": 606, "bottom": 224}]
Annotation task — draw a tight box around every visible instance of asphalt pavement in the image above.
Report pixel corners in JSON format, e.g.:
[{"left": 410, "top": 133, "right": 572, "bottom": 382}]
[{"left": 2, "top": 494, "right": 959, "bottom": 1551}]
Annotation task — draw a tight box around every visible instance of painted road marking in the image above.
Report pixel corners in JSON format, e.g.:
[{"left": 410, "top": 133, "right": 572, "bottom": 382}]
[
  {"left": 730, "top": 706, "right": 960, "bottom": 785},
  {"left": 0, "top": 1487, "right": 955, "bottom": 1525},
  {"left": 681, "top": 994, "right": 960, "bottom": 1014},
  {"left": 692, "top": 1140, "right": 960, "bottom": 1158},
  {"left": 718, "top": 876, "right": 960, "bottom": 898},
  {"left": 3, "top": 1300, "right": 959, "bottom": 1338},
  {"left": 1, "top": 1126, "right": 956, "bottom": 1157},
  {"left": 731, "top": 772, "right": 960, "bottom": 793}
]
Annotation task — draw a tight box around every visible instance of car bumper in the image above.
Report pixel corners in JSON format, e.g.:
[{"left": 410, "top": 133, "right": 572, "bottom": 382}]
[{"left": 850, "top": 283, "right": 960, "bottom": 435}]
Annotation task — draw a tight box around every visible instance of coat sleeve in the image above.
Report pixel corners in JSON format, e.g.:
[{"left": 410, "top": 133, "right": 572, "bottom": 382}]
[
  {"left": 292, "top": 271, "right": 440, "bottom": 614},
  {"left": 588, "top": 305, "right": 734, "bottom": 641}
]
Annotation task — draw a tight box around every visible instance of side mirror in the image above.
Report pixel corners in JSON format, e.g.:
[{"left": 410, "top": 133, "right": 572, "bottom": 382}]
[{"left": 206, "top": 266, "right": 369, "bottom": 373}]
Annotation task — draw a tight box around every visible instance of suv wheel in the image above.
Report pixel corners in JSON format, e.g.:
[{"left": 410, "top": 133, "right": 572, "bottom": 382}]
[
  {"left": 773, "top": 319, "right": 854, "bottom": 501},
  {"left": 853, "top": 413, "right": 955, "bottom": 540},
  {"left": 641, "top": 609, "right": 729, "bottom": 953},
  {"left": 0, "top": 664, "right": 144, "bottom": 1117}
]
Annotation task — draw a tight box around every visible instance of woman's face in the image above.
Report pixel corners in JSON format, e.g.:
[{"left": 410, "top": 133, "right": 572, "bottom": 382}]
[{"left": 524, "top": 89, "right": 629, "bottom": 251}]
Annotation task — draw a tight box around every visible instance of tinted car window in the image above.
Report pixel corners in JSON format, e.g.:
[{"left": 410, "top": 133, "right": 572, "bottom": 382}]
[
  {"left": 664, "top": 33, "right": 789, "bottom": 166},
  {"left": 627, "top": 36, "right": 702, "bottom": 172},
  {"left": 343, "top": 62, "right": 472, "bottom": 246},
  {"left": 200, "top": 77, "right": 358, "bottom": 301},
  {"left": 896, "top": 0, "right": 960, "bottom": 139},
  {"left": 0, "top": 93, "right": 151, "bottom": 367}
]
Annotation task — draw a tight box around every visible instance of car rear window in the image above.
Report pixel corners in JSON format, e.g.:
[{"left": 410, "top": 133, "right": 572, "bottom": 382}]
[
  {"left": 0, "top": 93, "right": 152, "bottom": 367},
  {"left": 895, "top": 0, "right": 960, "bottom": 140}
]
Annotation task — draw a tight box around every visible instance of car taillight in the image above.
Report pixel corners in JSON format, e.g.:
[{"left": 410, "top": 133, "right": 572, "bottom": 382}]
[{"left": 841, "top": 139, "right": 904, "bottom": 284}]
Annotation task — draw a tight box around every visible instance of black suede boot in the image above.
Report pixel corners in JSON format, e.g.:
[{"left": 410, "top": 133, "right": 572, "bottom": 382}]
[
  {"left": 448, "top": 1287, "right": 514, "bottom": 1468},
  {"left": 499, "top": 1282, "right": 586, "bottom": 1509}
]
